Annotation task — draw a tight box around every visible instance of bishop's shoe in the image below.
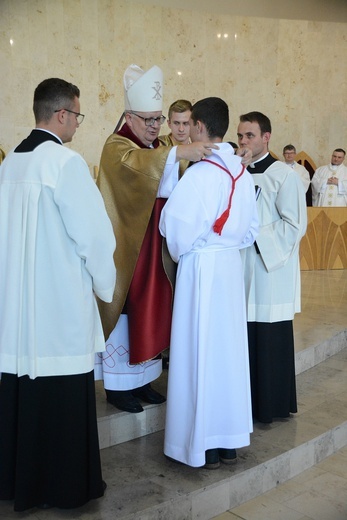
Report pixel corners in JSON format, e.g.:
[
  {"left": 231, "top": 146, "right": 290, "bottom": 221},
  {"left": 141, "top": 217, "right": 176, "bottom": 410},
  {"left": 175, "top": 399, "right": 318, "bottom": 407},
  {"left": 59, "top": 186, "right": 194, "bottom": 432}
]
[
  {"left": 105, "top": 389, "right": 144, "bottom": 413},
  {"left": 131, "top": 383, "right": 166, "bottom": 404}
]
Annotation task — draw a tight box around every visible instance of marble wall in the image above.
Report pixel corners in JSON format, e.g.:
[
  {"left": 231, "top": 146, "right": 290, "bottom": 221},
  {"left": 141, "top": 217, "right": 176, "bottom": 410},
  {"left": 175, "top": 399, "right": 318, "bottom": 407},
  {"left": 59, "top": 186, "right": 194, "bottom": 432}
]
[{"left": 0, "top": 0, "right": 346, "bottom": 174}]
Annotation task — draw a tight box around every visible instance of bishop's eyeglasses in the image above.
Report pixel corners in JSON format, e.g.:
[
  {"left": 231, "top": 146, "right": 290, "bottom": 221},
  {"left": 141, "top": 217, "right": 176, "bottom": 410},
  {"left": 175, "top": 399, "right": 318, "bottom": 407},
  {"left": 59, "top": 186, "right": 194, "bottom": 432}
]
[{"left": 130, "top": 112, "right": 166, "bottom": 127}]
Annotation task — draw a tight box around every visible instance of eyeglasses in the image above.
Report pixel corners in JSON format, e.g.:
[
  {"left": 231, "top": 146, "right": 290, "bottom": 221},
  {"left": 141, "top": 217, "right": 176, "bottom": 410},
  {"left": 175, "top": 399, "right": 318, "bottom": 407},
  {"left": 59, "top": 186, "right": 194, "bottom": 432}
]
[
  {"left": 54, "top": 109, "right": 85, "bottom": 124},
  {"left": 130, "top": 112, "right": 166, "bottom": 126}
]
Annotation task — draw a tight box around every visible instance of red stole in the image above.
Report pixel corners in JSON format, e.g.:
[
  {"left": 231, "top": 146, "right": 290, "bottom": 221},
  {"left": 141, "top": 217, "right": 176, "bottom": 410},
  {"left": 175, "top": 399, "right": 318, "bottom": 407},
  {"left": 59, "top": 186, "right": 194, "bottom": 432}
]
[{"left": 119, "top": 124, "right": 172, "bottom": 364}]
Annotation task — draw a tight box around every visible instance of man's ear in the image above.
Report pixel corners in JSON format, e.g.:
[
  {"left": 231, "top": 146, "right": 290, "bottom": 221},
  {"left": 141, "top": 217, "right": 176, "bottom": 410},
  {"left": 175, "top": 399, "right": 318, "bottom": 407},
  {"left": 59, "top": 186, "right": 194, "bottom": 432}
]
[
  {"left": 124, "top": 112, "right": 132, "bottom": 127},
  {"left": 262, "top": 132, "right": 271, "bottom": 144},
  {"left": 54, "top": 109, "right": 66, "bottom": 125}
]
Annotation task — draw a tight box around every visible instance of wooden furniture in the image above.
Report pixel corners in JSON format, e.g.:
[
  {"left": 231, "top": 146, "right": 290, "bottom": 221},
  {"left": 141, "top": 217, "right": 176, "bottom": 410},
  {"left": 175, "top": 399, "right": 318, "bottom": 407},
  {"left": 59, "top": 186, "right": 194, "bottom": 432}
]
[
  {"left": 0, "top": 146, "right": 5, "bottom": 164},
  {"left": 300, "top": 207, "right": 347, "bottom": 270},
  {"left": 295, "top": 150, "right": 317, "bottom": 176},
  {"left": 296, "top": 151, "right": 317, "bottom": 207}
]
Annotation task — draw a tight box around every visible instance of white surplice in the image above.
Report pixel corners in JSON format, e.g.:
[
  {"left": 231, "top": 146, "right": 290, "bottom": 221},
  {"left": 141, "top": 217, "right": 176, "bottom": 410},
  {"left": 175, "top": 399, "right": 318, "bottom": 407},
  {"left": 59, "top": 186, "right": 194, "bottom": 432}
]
[
  {"left": 159, "top": 143, "right": 259, "bottom": 467},
  {"left": 0, "top": 139, "right": 116, "bottom": 379},
  {"left": 291, "top": 161, "right": 311, "bottom": 193},
  {"left": 311, "top": 163, "right": 347, "bottom": 206},
  {"left": 241, "top": 161, "right": 308, "bottom": 323}
]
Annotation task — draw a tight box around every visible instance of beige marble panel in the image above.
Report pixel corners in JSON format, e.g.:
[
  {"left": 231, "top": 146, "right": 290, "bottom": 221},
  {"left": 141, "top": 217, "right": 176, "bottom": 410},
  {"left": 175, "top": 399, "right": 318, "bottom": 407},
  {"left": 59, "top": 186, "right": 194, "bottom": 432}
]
[{"left": 0, "top": 0, "right": 346, "bottom": 172}]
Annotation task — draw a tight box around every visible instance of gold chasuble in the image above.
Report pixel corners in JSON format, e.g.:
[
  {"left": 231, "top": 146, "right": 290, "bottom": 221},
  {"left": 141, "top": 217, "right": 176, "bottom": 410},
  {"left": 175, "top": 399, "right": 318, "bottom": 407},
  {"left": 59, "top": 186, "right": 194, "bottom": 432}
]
[{"left": 97, "top": 123, "right": 176, "bottom": 364}]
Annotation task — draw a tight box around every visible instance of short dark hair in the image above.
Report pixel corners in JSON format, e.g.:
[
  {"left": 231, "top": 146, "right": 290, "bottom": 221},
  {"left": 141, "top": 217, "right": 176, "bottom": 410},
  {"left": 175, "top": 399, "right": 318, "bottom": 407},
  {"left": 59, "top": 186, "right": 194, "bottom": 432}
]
[
  {"left": 168, "top": 99, "right": 192, "bottom": 120},
  {"left": 334, "top": 148, "right": 346, "bottom": 155},
  {"left": 239, "top": 111, "right": 271, "bottom": 135},
  {"left": 33, "top": 78, "right": 80, "bottom": 123},
  {"left": 191, "top": 97, "right": 229, "bottom": 139},
  {"left": 283, "top": 144, "right": 296, "bottom": 154}
]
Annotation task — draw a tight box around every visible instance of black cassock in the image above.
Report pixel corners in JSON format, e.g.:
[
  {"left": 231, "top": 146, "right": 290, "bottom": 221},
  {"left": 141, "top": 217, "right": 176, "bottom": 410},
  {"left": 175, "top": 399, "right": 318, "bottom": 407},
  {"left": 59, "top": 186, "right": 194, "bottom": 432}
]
[{"left": 0, "top": 130, "right": 104, "bottom": 511}]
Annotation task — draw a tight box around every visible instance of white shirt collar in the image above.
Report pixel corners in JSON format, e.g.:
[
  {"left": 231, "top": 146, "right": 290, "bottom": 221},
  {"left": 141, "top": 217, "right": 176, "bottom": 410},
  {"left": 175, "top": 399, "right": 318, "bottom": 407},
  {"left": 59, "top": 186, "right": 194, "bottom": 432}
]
[
  {"left": 36, "top": 128, "right": 63, "bottom": 144},
  {"left": 249, "top": 152, "right": 269, "bottom": 168}
]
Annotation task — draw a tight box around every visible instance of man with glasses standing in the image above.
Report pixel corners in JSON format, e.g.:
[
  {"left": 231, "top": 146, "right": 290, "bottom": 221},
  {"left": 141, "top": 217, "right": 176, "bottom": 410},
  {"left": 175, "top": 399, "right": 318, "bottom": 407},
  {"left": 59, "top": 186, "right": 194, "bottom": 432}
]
[
  {"left": 0, "top": 78, "right": 116, "bottom": 510},
  {"left": 95, "top": 64, "right": 217, "bottom": 413},
  {"left": 282, "top": 144, "right": 310, "bottom": 194}
]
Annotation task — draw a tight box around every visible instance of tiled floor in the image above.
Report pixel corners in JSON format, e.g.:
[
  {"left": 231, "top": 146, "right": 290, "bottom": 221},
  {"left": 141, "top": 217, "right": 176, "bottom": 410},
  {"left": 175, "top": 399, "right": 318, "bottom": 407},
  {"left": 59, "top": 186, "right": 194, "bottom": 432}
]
[
  {"left": 211, "top": 269, "right": 347, "bottom": 520},
  {"left": 212, "top": 445, "right": 347, "bottom": 520},
  {"left": 0, "top": 269, "right": 346, "bottom": 519},
  {"left": 294, "top": 269, "right": 347, "bottom": 356}
]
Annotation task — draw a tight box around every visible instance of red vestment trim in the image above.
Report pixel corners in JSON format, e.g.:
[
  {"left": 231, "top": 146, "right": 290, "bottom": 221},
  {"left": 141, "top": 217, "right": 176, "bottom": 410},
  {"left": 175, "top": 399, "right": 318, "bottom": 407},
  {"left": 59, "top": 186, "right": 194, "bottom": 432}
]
[{"left": 126, "top": 198, "right": 172, "bottom": 364}]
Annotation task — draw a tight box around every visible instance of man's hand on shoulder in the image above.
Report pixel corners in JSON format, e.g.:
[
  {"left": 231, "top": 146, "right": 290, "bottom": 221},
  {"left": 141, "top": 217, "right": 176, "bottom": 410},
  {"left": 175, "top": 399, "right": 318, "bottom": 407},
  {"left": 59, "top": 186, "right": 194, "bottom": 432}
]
[{"left": 176, "top": 142, "right": 219, "bottom": 163}]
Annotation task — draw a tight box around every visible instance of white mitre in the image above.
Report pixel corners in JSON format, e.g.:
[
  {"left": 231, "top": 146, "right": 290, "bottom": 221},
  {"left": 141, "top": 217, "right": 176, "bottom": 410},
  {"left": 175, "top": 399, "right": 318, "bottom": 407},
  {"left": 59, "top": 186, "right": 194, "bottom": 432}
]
[{"left": 123, "top": 64, "right": 163, "bottom": 111}]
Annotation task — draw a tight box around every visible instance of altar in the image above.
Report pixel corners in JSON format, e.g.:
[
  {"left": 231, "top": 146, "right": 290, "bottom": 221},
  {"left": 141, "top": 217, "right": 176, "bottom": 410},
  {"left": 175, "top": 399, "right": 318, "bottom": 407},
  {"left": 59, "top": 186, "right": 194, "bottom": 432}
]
[{"left": 300, "top": 207, "right": 347, "bottom": 270}]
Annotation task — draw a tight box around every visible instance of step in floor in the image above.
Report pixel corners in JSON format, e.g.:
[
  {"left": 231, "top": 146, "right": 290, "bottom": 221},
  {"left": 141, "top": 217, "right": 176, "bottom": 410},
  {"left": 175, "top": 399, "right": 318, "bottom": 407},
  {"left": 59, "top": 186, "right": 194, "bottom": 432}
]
[
  {"left": 0, "top": 271, "right": 345, "bottom": 519},
  {"left": 3, "top": 346, "right": 344, "bottom": 520},
  {"left": 96, "top": 269, "right": 347, "bottom": 451},
  {"left": 95, "top": 325, "right": 346, "bottom": 452},
  {"left": 97, "top": 348, "right": 347, "bottom": 520},
  {"left": 211, "top": 444, "right": 347, "bottom": 520}
]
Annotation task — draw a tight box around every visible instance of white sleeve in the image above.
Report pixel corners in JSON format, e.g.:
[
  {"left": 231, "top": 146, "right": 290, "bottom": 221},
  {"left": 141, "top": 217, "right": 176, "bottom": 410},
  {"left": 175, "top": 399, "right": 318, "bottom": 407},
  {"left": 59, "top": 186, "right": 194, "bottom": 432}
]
[
  {"left": 311, "top": 167, "right": 327, "bottom": 205},
  {"left": 337, "top": 178, "right": 347, "bottom": 194},
  {"left": 256, "top": 171, "right": 307, "bottom": 272},
  {"left": 159, "top": 175, "right": 208, "bottom": 262},
  {"left": 157, "top": 147, "right": 180, "bottom": 197},
  {"left": 54, "top": 154, "right": 116, "bottom": 302}
]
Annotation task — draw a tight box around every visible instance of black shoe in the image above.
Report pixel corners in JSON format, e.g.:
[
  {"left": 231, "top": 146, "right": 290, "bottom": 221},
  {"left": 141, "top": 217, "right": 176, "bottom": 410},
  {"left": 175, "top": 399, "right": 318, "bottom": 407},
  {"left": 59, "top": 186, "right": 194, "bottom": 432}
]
[
  {"left": 132, "top": 383, "right": 166, "bottom": 404},
  {"left": 204, "top": 448, "right": 220, "bottom": 469},
  {"left": 37, "top": 503, "right": 52, "bottom": 509},
  {"left": 219, "top": 448, "right": 237, "bottom": 464},
  {"left": 106, "top": 390, "right": 144, "bottom": 413}
]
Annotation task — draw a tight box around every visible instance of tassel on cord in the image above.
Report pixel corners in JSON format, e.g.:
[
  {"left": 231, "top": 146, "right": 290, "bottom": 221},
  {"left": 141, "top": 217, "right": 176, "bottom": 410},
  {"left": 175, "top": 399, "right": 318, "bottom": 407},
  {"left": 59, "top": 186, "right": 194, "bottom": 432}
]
[{"left": 213, "top": 208, "right": 230, "bottom": 236}]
